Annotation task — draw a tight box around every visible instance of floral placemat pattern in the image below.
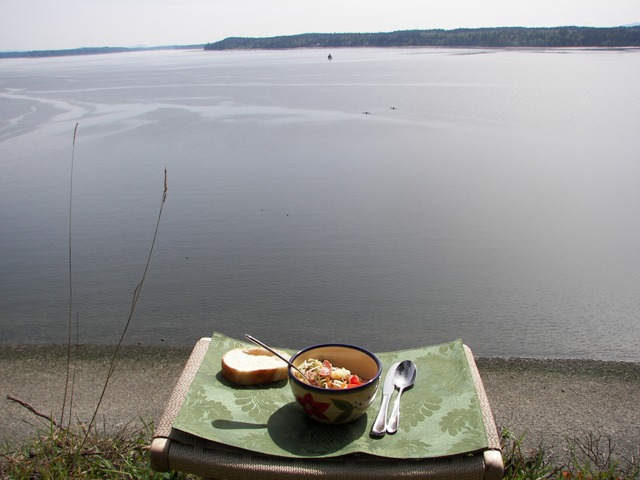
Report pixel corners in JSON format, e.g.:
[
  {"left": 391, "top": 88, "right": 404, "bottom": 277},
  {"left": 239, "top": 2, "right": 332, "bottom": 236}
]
[{"left": 172, "top": 332, "right": 489, "bottom": 459}]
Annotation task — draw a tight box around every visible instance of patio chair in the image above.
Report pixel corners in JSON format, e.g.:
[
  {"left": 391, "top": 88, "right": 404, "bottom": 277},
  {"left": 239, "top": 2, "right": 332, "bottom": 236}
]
[{"left": 150, "top": 337, "right": 503, "bottom": 480}]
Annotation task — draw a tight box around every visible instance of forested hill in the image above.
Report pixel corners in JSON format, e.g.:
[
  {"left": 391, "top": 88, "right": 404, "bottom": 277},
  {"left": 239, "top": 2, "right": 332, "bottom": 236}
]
[{"left": 205, "top": 26, "right": 640, "bottom": 50}]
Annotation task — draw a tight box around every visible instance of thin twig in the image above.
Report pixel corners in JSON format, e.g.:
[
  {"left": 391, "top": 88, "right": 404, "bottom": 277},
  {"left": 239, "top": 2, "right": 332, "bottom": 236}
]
[
  {"left": 61, "top": 122, "right": 79, "bottom": 428},
  {"left": 7, "top": 395, "right": 62, "bottom": 429},
  {"left": 81, "top": 168, "right": 168, "bottom": 446}
]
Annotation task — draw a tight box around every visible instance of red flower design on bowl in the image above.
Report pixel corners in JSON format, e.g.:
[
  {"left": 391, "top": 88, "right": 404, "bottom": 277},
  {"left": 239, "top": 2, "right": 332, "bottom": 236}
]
[{"left": 296, "top": 393, "right": 330, "bottom": 421}]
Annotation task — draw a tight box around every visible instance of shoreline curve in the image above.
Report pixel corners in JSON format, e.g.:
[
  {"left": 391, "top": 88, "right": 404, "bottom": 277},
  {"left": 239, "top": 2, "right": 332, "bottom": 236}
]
[{"left": 2, "top": 344, "right": 638, "bottom": 463}]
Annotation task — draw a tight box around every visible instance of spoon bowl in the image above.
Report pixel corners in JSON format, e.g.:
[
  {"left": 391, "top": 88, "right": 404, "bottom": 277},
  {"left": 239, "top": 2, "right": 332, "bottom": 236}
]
[{"left": 386, "top": 360, "right": 417, "bottom": 434}]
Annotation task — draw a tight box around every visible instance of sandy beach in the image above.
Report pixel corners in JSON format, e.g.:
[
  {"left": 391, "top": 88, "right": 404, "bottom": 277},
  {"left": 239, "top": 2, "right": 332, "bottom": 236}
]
[{"left": 1, "top": 344, "right": 638, "bottom": 464}]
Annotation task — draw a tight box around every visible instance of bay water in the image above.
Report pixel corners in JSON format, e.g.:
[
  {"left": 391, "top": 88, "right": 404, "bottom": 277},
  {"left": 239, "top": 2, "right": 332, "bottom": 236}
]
[{"left": 1, "top": 47, "right": 639, "bottom": 361}]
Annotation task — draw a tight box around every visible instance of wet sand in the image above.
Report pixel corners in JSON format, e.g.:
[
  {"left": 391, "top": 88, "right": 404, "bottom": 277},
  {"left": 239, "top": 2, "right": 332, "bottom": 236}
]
[{"left": 1, "top": 344, "right": 638, "bottom": 463}]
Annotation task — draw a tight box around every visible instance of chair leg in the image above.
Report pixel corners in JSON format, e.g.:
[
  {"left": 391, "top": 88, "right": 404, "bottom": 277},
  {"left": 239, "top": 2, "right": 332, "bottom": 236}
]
[{"left": 483, "top": 449, "right": 504, "bottom": 480}]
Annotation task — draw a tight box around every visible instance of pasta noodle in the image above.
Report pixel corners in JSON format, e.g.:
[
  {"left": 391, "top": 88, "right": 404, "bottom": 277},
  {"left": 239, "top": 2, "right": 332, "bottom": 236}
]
[{"left": 295, "top": 358, "right": 365, "bottom": 389}]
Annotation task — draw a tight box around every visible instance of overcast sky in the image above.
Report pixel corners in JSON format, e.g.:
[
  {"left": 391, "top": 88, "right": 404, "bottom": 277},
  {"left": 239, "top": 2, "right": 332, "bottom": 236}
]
[{"left": 2, "top": 0, "right": 639, "bottom": 52}]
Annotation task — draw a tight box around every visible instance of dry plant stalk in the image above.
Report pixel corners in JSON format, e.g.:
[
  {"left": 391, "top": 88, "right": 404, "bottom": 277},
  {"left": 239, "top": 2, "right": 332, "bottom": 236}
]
[
  {"left": 6, "top": 395, "right": 61, "bottom": 429},
  {"left": 81, "top": 167, "right": 168, "bottom": 446},
  {"left": 54, "top": 124, "right": 169, "bottom": 449},
  {"left": 60, "top": 122, "right": 79, "bottom": 428}
]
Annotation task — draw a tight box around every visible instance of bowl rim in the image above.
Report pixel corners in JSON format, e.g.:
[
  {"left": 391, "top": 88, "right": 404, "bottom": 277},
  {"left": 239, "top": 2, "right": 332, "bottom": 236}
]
[{"left": 288, "top": 343, "right": 382, "bottom": 393}]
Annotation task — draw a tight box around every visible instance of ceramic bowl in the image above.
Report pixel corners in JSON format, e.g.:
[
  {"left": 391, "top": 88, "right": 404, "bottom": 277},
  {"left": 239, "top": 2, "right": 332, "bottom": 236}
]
[{"left": 288, "top": 343, "right": 382, "bottom": 424}]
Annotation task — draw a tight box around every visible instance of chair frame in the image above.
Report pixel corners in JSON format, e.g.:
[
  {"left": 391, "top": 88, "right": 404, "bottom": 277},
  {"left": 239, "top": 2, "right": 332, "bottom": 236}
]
[{"left": 151, "top": 338, "right": 503, "bottom": 480}]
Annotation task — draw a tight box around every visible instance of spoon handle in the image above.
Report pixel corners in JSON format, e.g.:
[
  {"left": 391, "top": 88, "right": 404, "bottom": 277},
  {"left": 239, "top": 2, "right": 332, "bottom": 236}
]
[
  {"left": 386, "top": 389, "right": 403, "bottom": 434},
  {"left": 244, "top": 334, "right": 309, "bottom": 383},
  {"left": 244, "top": 334, "right": 289, "bottom": 363},
  {"left": 371, "top": 393, "right": 392, "bottom": 436}
]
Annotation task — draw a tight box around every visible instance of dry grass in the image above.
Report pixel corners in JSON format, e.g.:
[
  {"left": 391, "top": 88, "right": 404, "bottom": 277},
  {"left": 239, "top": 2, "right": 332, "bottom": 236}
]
[
  {"left": 501, "top": 428, "right": 640, "bottom": 479},
  {"left": 0, "top": 421, "right": 197, "bottom": 479}
]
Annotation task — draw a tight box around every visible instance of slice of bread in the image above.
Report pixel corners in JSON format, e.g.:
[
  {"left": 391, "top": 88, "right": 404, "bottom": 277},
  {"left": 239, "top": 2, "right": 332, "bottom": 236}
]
[{"left": 221, "top": 347, "right": 291, "bottom": 385}]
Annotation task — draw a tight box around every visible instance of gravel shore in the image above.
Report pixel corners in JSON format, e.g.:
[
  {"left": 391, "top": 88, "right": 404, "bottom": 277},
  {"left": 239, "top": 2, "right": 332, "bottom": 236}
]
[{"left": 1, "top": 344, "right": 638, "bottom": 464}]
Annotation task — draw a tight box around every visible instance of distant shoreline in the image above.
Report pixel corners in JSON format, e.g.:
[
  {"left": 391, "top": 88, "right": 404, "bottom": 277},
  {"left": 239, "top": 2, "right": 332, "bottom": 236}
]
[
  {"left": 3, "top": 25, "right": 639, "bottom": 59},
  {"left": 205, "top": 26, "right": 640, "bottom": 51},
  {"left": 0, "top": 44, "right": 204, "bottom": 59}
]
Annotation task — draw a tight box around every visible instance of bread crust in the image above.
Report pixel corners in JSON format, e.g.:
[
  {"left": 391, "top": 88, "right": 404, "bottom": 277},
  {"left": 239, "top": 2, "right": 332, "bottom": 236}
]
[{"left": 221, "top": 347, "right": 290, "bottom": 385}]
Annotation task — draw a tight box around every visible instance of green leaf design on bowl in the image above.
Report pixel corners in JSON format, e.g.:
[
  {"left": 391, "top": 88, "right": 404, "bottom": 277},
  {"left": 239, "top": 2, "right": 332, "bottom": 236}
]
[{"left": 332, "top": 398, "right": 355, "bottom": 423}]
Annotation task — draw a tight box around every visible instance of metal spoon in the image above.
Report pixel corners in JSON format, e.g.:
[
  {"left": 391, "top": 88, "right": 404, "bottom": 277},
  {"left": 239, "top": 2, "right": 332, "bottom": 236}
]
[
  {"left": 386, "top": 360, "right": 417, "bottom": 434},
  {"left": 244, "top": 334, "right": 310, "bottom": 384}
]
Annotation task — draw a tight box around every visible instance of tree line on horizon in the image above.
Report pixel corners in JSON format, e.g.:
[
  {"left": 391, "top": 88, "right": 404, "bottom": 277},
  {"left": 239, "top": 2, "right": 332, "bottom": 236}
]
[
  {"left": 205, "top": 26, "right": 640, "bottom": 50},
  {"left": 3, "top": 26, "right": 638, "bottom": 59}
]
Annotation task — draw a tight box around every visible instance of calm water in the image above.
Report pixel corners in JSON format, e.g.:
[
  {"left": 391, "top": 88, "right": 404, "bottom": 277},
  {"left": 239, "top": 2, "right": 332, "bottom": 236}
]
[{"left": 1, "top": 47, "right": 639, "bottom": 361}]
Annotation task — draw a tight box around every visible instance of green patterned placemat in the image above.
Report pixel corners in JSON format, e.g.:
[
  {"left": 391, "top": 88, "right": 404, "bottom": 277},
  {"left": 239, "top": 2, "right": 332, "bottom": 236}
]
[{"left": 172, "top": 332, "right": 489, "bottom": 459}]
